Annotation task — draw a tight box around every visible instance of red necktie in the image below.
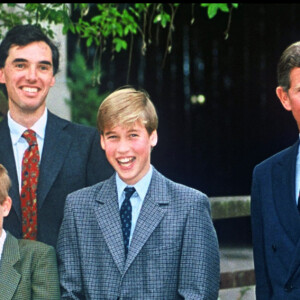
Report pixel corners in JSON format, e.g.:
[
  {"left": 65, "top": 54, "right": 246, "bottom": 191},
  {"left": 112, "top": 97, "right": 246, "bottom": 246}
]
[{"left": 20, "top": 129, "right": 40, "bottom": 240}]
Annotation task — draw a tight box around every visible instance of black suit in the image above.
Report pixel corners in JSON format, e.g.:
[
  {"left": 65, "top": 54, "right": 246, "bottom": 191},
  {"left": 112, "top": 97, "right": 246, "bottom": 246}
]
[{"left": 0, "top": 111, "right": 113, "bottom": 247}]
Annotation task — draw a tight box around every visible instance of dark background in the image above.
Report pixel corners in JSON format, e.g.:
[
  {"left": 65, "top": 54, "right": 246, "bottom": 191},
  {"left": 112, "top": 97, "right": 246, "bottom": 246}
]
[{"left": 68, "top": 4, "right": 300, "bottom": 245}]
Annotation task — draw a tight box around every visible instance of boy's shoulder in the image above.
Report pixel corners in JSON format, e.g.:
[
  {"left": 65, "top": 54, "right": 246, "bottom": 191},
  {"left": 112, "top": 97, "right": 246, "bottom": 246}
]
[
  {"left": 151, "top": 167, "right": 207, "bottom": 200},
  {"left": 4, "top": 232, "right": 55, "bottom": 260}
]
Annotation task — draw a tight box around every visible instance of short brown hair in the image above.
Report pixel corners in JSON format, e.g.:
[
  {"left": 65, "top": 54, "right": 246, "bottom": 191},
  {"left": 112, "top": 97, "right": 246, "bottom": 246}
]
[
  {"left": 97, "top": 86, "right": 158, "bottom": 135},
  {"left": 277, "top": 41, "right": 300, "bottom": 91},
  {"left": 0, "top": 164, "right": 11, "bottom": 204}
]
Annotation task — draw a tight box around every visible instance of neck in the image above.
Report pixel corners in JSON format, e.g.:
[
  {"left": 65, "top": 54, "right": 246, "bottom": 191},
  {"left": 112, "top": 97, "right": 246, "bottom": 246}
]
[{"left": 9, "top": 106, "right": 45, "bottom": 128}]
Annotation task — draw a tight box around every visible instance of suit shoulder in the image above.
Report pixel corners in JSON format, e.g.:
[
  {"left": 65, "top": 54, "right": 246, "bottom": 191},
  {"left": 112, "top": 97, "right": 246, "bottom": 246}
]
[
  {"left": 66, "top": 180, "right": 107, "bottom": 202},
  {"left": 153, "top": 169, "right": 208, "bottom": 202},
  {"left": 49, "top": 112, "right": 98, "bottom": 135},
  {"left": 67, "top": 120, "right": 98, "bottom": 134},
  {"left": 253, "top": 142, "right": 297, "bottom": 174},
  {"left": 18, "top": 238, "right": 56, "bottom": 258}
]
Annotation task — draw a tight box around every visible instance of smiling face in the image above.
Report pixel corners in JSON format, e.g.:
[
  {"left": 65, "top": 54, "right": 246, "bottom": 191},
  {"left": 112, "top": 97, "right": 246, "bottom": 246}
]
[
  {"left": 101, "top": 121, "right": 158, "bottom": 185},
  {"left": 0, "top": 41, "right": 55, "bottom": 126}
]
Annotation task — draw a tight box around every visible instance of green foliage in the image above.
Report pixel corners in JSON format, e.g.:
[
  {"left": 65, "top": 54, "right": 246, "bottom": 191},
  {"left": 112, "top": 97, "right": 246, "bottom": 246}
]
[
  {"left": 0, "top": 3, "right": 239, "bottom": 53},
  {"left": 0, "top": 89, "right": 8, "bottom": 122},
  {"left": 201, "top": 3, "right": 238, "bottom": 19},
  {"left": 0, "top": 3, "right": 71, "bottom": 39},
  {"left": 65, "top": 52, "right": 108, "bottom": 127}
]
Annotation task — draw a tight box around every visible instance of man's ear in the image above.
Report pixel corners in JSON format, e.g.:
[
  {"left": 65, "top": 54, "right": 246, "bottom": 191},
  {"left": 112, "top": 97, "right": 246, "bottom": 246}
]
[
  {"left": 0, "top": 68, "right": 5, "bottom": 84},
  {"left": 276, "top": 86, "right": 292, "bottom": 111}
]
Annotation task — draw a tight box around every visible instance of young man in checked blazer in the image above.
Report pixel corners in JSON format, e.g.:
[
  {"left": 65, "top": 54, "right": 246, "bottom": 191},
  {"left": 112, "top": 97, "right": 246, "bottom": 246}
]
[
  {"left": 57, "top": 87, "right": 220, "bottom": 299},
  {"left": 0, "top": 164, "right": 60, "bottom": 300}
]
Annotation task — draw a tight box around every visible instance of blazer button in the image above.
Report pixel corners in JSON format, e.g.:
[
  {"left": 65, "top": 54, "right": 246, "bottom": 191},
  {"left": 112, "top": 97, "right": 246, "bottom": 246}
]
[{"left": 272, "top": 244, "right": 277, "bottom": 252}]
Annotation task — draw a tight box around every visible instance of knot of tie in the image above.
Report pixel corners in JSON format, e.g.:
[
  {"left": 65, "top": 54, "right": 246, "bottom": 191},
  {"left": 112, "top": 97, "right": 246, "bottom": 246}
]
[
  {"left": 22, "top": 129, "right": 37, "bottom": 147},
  {"left": 124, "top": 187, "right": 135, "bottom": 200}
]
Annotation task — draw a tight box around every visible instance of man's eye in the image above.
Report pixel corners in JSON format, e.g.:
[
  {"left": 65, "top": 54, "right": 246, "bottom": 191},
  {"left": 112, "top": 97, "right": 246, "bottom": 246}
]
[
  {"left": 15, "top": 64, "right": 25, "bottom": 69},
  {"left": 40, "top": 65, "right": 51, "bottom": 71}
]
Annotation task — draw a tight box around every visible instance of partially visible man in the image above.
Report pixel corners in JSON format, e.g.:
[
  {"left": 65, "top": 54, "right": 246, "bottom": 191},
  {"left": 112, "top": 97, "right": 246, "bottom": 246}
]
[
  {"left": 0, "top": 24, "right": 112, "bottom": 247},
  {"left": 251, "top": 41, "right": 300, "bottom": 299}
]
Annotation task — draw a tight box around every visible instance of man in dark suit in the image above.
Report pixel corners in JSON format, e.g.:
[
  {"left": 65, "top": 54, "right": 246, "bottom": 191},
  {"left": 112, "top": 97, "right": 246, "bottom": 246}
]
[
  {"left": 0, "top": 24, "right": 112, "bottom": 248},
  {"left": 251, "top": 41, "right": 300, "bottom": 299},
  {"left": 57, "top": 87, "right": 220, "bottom": 299},
  {"left": 0, "top": 164, "right": 61, "bottom": 300}
]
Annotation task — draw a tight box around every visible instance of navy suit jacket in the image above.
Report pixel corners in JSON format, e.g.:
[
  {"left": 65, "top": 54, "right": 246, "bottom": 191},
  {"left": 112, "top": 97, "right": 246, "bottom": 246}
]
[
  {"left": 251, "top": 140, "right": 300, "bottom": 299},
  {"left": 0, "top": 111, "right": 113, "bottom": 248}
]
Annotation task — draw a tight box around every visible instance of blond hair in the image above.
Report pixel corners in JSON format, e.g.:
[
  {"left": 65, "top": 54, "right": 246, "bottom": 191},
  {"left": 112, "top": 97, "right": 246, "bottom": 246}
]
[
  {"left": 0, "top": 164, "right": 11, "bottom": 204},
  {"left": 97, "top": 87, "right": 158, "bottom": 135}
]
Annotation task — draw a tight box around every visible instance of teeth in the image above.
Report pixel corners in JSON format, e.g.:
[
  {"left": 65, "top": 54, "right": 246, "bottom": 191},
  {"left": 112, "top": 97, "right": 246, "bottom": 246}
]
[
  {"left": 23, "top": 87, "right": 38, "bottom": 93},
  {"left": 118, "top": 157, "right": 133, "bottom": 164}
]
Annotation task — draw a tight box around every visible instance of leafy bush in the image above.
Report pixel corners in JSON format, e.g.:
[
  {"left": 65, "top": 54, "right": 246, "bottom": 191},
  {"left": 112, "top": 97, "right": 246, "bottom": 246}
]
[{"left": 66, "top": 51, "right": 108, "bottom": 127}]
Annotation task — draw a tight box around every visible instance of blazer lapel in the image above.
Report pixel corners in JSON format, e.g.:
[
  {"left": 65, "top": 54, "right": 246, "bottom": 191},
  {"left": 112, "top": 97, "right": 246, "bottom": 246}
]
[
  {"left": 37, "top": 112, "right": 72, "bottom": 209},
  {"left": 94, "top": 177, "right": 126, "bottom": 274},
  {"left": 0, "top": 232, "right": 21, "bottom": 300},
  {"left": 273, "top": 141, "right": 300, "bottom": 245},
  {"left": 0, "top": 118, "right": 21, "bottom": 219},
  {"left": 124, "top": 169, "right": 169, "bottom": 273}
]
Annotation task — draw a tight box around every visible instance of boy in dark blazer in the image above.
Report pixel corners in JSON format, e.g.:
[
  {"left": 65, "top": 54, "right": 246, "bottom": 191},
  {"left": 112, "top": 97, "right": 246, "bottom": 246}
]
[
  {"left": 57, "top": 87, "right": 220, "bottom": 299},
  {"left": 0, "top": 164, "right": 60, "bottom": 300},
  {"left": 251, "top": 41, "right": 300, "bottom": 299},
  {"left": 0, "top": 24, "right": 112, "bottom": 248}
]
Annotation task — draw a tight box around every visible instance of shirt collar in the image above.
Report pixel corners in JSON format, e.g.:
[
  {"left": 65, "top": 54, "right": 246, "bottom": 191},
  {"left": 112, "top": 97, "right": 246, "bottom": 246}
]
[
  {"left": 116, "top": 165, "right": 153, "bottom": 201},
  {"left": 7, "top": 108, "right": 48, "bottom": 144}
]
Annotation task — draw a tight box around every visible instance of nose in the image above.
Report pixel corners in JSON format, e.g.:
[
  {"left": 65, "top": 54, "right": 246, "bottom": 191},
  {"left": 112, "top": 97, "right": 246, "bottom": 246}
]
[
  {"left": 26, "top": 65, "right": 37, "bottom": 82},
  {"left": 117, "top": 138, "right": 130, "bottom": 153}
]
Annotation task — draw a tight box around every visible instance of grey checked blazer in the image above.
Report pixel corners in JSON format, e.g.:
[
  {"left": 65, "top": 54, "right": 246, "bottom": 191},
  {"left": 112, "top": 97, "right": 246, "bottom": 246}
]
[{"left": 57, "top": 167, "right": 220, "bottom": 299}]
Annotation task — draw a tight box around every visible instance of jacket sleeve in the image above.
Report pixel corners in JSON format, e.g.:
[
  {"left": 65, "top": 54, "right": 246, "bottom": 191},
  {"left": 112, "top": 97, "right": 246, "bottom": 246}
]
[
  {"left": 31, "top": 244, "right": 61, "bottom": 299},
  {"left": 57, "top": 194, "right": 84, "bottom": 300},
  {"left": 251, "top": 167, "right": 272, "bottom": 299},
  {"left": 178, "top": 193, "right": 220, "bottom": 299}
]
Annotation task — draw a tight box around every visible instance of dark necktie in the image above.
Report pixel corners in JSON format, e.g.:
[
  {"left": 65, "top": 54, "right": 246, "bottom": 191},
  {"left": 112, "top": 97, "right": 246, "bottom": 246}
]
[
  {"left": 120, "top": 187, "right": 135, "bottom": 258},
  {"left": 20, "top": 129, "right": 40, "bottom": 240}
]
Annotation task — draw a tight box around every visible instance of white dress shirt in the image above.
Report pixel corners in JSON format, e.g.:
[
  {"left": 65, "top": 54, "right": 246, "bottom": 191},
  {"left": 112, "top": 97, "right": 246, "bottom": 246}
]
[
  {"left": 7, "top": 109, "right": 48, "bottom": 192},
  {"left": 116, "top": 165, "right": 153, "bottom": 246}
]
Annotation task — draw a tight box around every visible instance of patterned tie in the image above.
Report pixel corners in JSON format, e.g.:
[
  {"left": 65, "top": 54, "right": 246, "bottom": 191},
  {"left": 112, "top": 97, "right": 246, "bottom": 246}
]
[
  {"left": 20, "top": 129, "right": 40, "bottom": 240},
  {"left": 120, "top": 187, "right": 135, "bottom": 258}
]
